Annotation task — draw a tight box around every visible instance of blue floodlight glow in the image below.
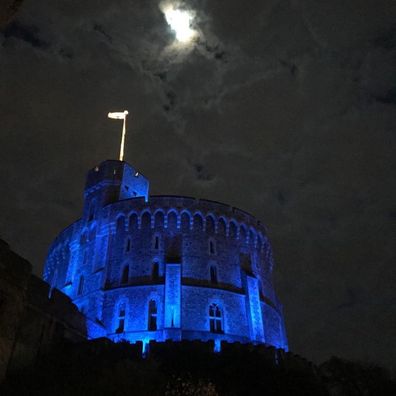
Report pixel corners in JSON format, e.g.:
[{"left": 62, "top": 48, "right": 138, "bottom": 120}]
[
  {"left": 43, "top": 160, "right": 288, "bottom": 352},
  {"left": 214, "top": 339, "right": 221, "bottom": 353},
  {"left": 142, "top": 338, "right": 150, "bottom": 357}
]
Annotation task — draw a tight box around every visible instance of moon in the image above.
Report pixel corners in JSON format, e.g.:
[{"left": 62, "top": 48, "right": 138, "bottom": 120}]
[{"left": 162, "top": 3, "right": 196, "bottom": 43}]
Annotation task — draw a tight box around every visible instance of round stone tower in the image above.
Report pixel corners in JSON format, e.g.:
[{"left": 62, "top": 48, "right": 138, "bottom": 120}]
[{"left": 43, "top": 160, "right": 288, "bottom": 351}]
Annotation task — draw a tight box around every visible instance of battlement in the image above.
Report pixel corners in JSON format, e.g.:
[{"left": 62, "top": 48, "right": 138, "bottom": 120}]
[{"left": 102, "top": 195, "right": 269, "bottom": 246}]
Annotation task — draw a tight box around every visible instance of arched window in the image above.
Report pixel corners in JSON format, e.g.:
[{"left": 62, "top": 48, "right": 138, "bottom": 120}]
[
  {"left": 154, "top": 211, "right": 164, "bottom": 228},
  {"left": 141, "top": 212, "right": 151, "bottom": 229},
  {"left": 257, "top": 235, "right": 263, "bottom": 252},
  {"left": 210, "top": 266, "right": 218, "bottom": 284},
  {"left": 193, "top": 214, "right": 203, "bottom": 231},
  {"left": 167, "top": 211, "right": 178, "bottom": 230},
  {"left": 229, "top": 222, "right": 237, "bottom": 238},
  {"left": 116, "top": 302, "right": 126, "bottom": 333},
  {"left": 218, "top": 218, "right": 226, "bottom": 235},
  {"left": 116, "top": 216, "right": 125, "bottom": 234},
  {"left": 208, "top": 238, "right": 216, "bottom": 255},
  {"left": 121, "top": 265, "right": 129, "bottom": 284},
  {"left": 129, "top": 213, "right": 138, "bottom": 232},
  {"left": 206, "top": 216, "right": 215, "bottom": 234},
  {"left": 181, "top": 212, "right": 190, "bottom": 232},
  {"left": 239, "top": 226, "right": 247, "bottom": 242},
  {"left": 152, "top": 262, "right": 159, "bottom": 280},
  {"left": 209, "top": 304, "right": 223, "bottom": 333},
  {"left": 148, "top": 300, "right": 157, "bottom": 331},
  {"left": 249, "top": 230, "right": 255, "bottom": 246},
  {"left": 77, "top": 275, "right": 84, "bottom": 296}
]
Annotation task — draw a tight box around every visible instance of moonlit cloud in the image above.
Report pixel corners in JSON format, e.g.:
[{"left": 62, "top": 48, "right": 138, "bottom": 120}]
[
  {"left": 160, "top": 1, "right": 197, "bottom": 44},
  {"left": 164, "top": 8, "right": 194, "bottom": 42}
]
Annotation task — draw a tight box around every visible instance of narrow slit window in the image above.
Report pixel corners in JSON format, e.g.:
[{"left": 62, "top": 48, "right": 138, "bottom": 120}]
[
  {"left": 125, "top": 238, "right": 131, "bottom": 252},
  {"left": 148, "top": 300, "right": 157, "bottom": 331},
  {"left": 210, "top": 266, "right": 218, "bottom": 284},
  {"left": 152, "top": 262, "right": 159, "bottom": 280},
  {"left": 121, "top": 265, "right": 129, "bottom": 284},
  {"left": 116, "top": 303, "right": 126, "bottom": 333},
  {"left": 209, "top": 239, "right": 216, "bottom": 255}
]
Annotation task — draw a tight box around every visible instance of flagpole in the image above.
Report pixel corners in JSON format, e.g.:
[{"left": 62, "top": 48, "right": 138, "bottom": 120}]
[
  {"left": 108, "top": 110, "right": 128, "bottom": 161},
  {"left": 120, "top": 115, "right": 126, "bottom": 161}
]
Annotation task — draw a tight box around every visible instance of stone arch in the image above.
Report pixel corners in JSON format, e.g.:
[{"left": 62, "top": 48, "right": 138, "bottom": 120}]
[
  {"left": 167, "top": 210, "right": 178, "bottom": 230},
  {"left": 229, "top": 221, "right": 238, "bottom": 238},
  {"left": 256, "top": 234, "right": 263, "bottom": 252},
  {"left": 140, "top": 211, "right": 151, "bottom": 229},
  {"left": 266, "top": 244, "right": 274, "bottom": 273},
  {"left": 248, "top": 228, "right": 256, "bottom": 247},
  {"left": 116, "top": 215, "right": 126, "bottom": 234},
  {"left": 217, "top": 217, "right": 227, "bottom": 236},
  {"left": 192, "top": 212, "right": 204, "bottom": 232},
  {"left": 180, "top": 211, "right": 191, "bottom": 232},
  {"left": 128, "top": 213, "right": 138, "bottom": 232},
  {"left": 205, "top": 214, "right": 215, "bottom": 234},
  {"left": 239, "top": 224, "right": 247, "bottom": 242},
  {"left": 154, "top": 210, "right": 165, "bottom": 228}
]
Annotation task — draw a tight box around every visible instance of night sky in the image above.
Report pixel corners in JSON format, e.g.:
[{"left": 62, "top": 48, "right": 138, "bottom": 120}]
[{"left": 1, "top": 0, "right": 395, "bottom": 369}]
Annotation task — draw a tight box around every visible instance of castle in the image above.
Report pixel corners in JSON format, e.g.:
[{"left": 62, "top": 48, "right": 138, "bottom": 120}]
[{"left": 43, "top": 159, "right": 288, "bottom": 351}]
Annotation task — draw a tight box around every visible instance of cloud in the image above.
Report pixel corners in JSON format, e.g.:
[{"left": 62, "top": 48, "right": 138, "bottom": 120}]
[
  {"left": 0, "top": 0, "right": 395, "bottom": 370},
  {"left": 3, "top": 20, "right": 48, "bottom": 48}
]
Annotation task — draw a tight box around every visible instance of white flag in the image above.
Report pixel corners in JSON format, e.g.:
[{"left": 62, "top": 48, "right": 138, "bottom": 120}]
[{"left": 108, "top": 111, "right": 128, "bottom": 120}]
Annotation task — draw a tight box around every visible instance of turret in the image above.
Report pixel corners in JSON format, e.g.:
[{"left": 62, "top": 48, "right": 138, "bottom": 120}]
[{"left": 83, "top": 160, "right": 149, "bottom": 221}]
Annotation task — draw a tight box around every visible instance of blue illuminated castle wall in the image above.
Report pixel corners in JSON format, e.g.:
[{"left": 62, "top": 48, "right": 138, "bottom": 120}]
[{"left": 43, "top": 160, "right": 288, "bottom": 350}]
